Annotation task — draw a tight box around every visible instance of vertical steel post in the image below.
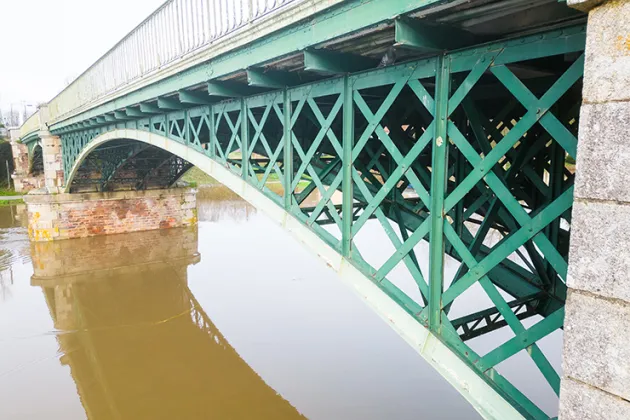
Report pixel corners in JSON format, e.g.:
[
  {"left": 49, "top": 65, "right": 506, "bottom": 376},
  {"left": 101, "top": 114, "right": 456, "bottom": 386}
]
[
  {"left": 549, "top": 138, "right": 564, "bottom": 297},
  {"left": 184, "top": 109, "right": 190, "bottom": 145},
  {"left": 342, "top": 75, "right": 354, "bottom": 256},
  {"left": 283, "top": 88, "right": 293, "bottom": 210},
  {"left": 241, "top": 98, "right": 248, "bottom": 179},
  {"left": 5, "top": 160, "right": 10, "bottom": 189},
  {"left": 209, "top": 105, "right": 216, "bottom": 158},
  {"left": 428, "top": 55, "right": 451, "bottom": 332},
  {"left": 165, "top": 112, "right": 169, "bottom": 140}
]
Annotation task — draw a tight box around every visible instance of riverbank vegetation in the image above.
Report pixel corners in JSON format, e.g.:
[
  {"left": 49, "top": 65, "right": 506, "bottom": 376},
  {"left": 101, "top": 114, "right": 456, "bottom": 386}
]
[
  {"left": 0, "top": 188, "right": 21, "bottom": 196},
  {"left": 180, "top": 166, "right": 310, "bottom": 189},
  {"left": 0, "top": 199, "right": 23, "bottom": 206}
]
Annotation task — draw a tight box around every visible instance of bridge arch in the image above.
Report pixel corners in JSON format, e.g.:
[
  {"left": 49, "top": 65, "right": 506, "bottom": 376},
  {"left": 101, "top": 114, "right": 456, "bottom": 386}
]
[
  {"left": 65, "top": 131, "right": 194, "bottom": 193},
  {"left": 29, "top": 144, "right": 44, "bottom": 176},
  {"left": 62, "top": 128, "right": 522, "bottom": 418}
]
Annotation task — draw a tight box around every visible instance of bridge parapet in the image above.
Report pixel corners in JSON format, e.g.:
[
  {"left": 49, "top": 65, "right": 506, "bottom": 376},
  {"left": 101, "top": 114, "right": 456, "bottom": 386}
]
[
  {"left": 8, "top": 129, "right": 20, "bottom": 142},
  {"left": 46, "top": 0, "right": 341, "bottom": 126},
  {"left": 18, "top": 106, "right": 47, "bottom": 142}
]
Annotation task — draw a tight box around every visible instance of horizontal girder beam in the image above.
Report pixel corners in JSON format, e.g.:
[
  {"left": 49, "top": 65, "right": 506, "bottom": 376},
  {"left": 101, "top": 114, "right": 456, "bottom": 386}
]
[
  {"left": 157, "top": 96, "right": 184, "bottom": 110},
  {"left": 139, "top": 103, "right": 162, "bottom": 114},
  {"left": 304, "top": 49, "right": 378, "bottom": 75},
  {"left": 394, "top": 18, "right": 477, "bottom": 53},
  {"left": 246, "top": 68, "right": 301, "bottom": 89},
  {"left": 114, "top": 110, "right": 131, "bottom": 121},
  {"left": 125, "top": 107, "right": 150, "bottom": 118},
  {"left": 179, "top": 90, "right": 214, "bottom": 105},
  {"left": 207, "top": 81, "right": 251, "bottom": 98}
]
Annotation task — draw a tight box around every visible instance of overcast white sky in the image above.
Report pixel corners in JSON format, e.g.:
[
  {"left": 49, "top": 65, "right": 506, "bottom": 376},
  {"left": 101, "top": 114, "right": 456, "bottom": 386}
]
[{"left": 0, "top": 0, "right": 166, "bottom": 104}]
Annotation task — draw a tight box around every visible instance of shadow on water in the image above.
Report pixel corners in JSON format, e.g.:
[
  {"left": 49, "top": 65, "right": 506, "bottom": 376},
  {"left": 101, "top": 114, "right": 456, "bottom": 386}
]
[{"left": 30, "top": 227, "right": 305, "bottom": 419}]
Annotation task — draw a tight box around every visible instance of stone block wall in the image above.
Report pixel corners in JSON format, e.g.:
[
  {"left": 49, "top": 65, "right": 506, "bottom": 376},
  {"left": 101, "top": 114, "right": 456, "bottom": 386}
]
[
  {"left": 11, "top": 141, "right": 29, "bottom": 176},
  {"left": 41, "top": 134, "right": 64, "bottom": 192},
  {"left": 10, "top": 141, "right": 44, "bottom": 193},
  {"left": 24, "top": 187, "right": 197, "bottom": 242},
  {"left": 561, "top": 0, "right": 630, "bottom": 418},
  {"left": 13, "top": 175, "right": 45, "bottom": 193}
]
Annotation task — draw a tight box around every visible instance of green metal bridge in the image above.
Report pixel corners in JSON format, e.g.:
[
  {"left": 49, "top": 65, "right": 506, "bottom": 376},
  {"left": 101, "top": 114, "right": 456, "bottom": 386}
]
[{"left": 18, "top": 0, "right": 589, "bottom": 418}]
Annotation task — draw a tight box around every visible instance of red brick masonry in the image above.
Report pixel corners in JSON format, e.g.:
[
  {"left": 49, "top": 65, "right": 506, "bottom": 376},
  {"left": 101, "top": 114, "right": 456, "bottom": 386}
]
[{"left": 24, "top": 188, "right": 197, "bottom": 242}]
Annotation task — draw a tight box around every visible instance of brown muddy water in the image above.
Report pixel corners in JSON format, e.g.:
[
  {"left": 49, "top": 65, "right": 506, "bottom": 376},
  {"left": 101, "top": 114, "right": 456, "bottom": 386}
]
[{"left": 0, "top": 188, "right": 484, "bottom": 419}]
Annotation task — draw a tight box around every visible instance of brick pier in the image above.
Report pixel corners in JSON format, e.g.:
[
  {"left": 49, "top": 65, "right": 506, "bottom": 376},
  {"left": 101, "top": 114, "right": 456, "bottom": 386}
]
[{"left": 24, "top": 187, "right": 197, "bottom": 242}]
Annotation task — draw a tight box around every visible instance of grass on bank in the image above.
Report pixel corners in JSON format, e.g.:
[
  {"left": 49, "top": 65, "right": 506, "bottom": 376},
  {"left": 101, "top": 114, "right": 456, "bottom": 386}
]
[
  {"left": 180, "top": 167, "right": 219, "bottom": 186},
  {"left": 0, "top": 188, "right": 22, "bottom": 196},
  {"left": 180, "top": 166, "right": 311, "bottom": 189},
  {"left": 0, "top": 199, "right": 24, "bottom": 206}
]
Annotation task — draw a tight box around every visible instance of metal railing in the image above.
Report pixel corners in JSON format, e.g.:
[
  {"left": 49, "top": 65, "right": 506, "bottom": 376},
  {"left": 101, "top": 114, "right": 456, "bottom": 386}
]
[{"left": 47, "top": 0, "right": 302, "bottom": 124}]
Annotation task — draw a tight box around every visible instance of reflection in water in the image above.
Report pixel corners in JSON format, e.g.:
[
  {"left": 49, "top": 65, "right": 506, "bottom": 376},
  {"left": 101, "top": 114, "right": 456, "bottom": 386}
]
[
  {"left": 196, "top": 186, "right": 257, "bottom": 222},
  {"left": 31, "top": 227, "right": 304, "bottom": 420},
  {"left": 0, "top": 270, "right": 14, "bottom": 302},
  {"left": 0, "top": 204, "right": 29, "bottom": 303},
  {"left": 0, "top": 204, "right": 28, "bottom": 230},
  {"left": 0, "top": 189, "right": 479, "bottom": 420}
]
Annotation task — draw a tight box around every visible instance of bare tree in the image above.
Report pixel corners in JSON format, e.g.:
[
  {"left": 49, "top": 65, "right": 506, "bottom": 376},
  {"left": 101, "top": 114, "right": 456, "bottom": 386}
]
[{"left": 7, "top": 107, "right": 21, "bottom": 127}]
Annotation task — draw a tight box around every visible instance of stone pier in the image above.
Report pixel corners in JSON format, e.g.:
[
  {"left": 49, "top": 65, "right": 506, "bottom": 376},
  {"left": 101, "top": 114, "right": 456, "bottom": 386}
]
[
  {"left": 561, "top": 0, "right": 630, "bottom": 418},
  {"left": 41, "top": 133, "right": 64, "bottom": 192},
  {"left": 24, "top": 187, "right": 197, "bottom": 242},
  {"left": 10, "top": 131, "right": 44, "bottom": 193}
]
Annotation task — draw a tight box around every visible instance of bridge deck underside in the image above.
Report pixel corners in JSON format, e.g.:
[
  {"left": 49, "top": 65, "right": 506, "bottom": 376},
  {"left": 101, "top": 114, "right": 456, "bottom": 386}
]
[
  {"left": 70, "top": 139, "right": 192, "bottom": 192},
  {"left": 59, "top": 25, "right": 584, "bottom": 419}
]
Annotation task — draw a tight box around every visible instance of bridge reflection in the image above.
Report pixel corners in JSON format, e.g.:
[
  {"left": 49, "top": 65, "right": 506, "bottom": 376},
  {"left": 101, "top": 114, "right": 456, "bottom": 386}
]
[
  {"left": 30, "top": 227, "right": 304, "bottom": 419},
  {"left": 196, "top": 186, "right": 258, "bottom": 223}
]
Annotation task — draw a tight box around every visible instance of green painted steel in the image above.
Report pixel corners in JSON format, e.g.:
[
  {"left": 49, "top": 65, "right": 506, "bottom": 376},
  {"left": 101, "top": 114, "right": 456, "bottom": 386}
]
[
  {"left": 56, "top": 25, "right": 586, "bottom": 420},
  {"left": 429, "top": 55, "right": 451, "bottom": 332},
  {"left": 21, "top": 132, "right": 41, "bottom": 146},
  {"left": 342, "top": 75, "right": 354, "bottom": 257},
  {"left": 304, "top": 50, "right": 378, "bottom": 75}
]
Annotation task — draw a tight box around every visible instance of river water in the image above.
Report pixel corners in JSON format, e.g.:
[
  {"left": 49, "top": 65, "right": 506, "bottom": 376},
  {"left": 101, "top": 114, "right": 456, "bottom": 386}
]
[{"left": 0, "top": 187, "right": 482, "bottom": 420}]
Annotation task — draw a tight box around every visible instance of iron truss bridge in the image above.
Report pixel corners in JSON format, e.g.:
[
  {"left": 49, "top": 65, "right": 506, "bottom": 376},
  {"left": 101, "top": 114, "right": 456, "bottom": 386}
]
[{"left": 30, "top": 0, "right": 587, "bottom": 418}]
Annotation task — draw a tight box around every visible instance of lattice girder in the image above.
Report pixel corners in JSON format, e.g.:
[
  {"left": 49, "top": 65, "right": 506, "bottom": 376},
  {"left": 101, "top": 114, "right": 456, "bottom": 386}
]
[{"left": 56, "top": 25, "right": 587, "bottom": 419}]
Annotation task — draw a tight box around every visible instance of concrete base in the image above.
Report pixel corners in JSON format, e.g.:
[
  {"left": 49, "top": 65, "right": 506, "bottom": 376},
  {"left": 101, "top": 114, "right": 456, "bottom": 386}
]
[{"left": 24, "top": 187, "right": 197, "bottom": 242}]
